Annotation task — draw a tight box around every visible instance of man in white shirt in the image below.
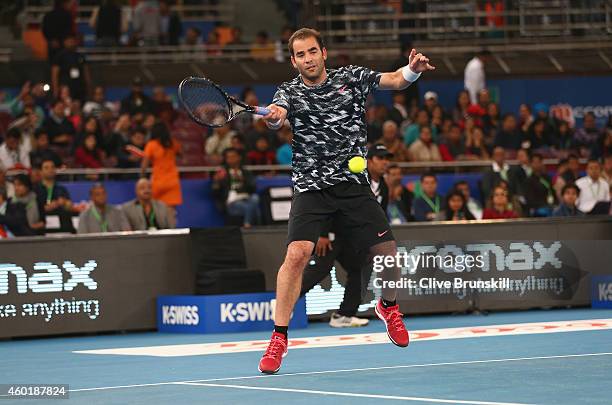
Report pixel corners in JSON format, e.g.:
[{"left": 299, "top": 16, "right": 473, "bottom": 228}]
[
  {"left": 575, "top": 159, "right": 611, "bottom": 213},
  {"left": 464, "top": 50, "right": 491, "bottom": 105},
  {"left": 0, "top": 127, "right": 30, "bottom": 169}
]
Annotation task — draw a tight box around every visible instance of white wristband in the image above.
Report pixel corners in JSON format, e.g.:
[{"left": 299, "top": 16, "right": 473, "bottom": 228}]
[
  {"left": 267, "top": 118, "right": 282, "bottom": 129},
  {"left": 402, "top": 65, "right": 421, "bottom": 82}
]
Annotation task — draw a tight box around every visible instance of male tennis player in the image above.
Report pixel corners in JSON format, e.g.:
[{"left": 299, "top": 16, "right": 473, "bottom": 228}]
[{"left": 259, "top": 28, "right": 435, "bottom": 374}]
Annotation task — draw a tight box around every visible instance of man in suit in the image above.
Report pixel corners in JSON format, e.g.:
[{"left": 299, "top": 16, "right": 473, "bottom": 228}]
[
  {"left": 77, "top": 183, "right": 130, "bottom": 234},
  {"left": 0, "top": 185, "right": 33, "bottom": 237},
  {"left": 122, "top": 178, "right": 175, "bottom": 230}
]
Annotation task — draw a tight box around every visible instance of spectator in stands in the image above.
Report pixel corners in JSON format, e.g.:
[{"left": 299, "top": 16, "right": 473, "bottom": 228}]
[
  {"left": 119, "top": 126, "right": 146, "bottom": 169},
  {"left": 366, "top": 145, "right": 391, "bottom": 209},
  {"left": 247, "top": 136, "right": 276, "bottom": 165},
  {"left": 122, "top": 178, "right": 175, "bottom": 230},
  {"left": 518, "top": 104, "right": 533, "bottom": 140},
  {"left": 233, "top": 87, "right": 259, "bottom": 134},
  {"left": 602, "top": 155, "right": 612, "bottom": 186},
  {"left": 90, "top": 0, "right": 123, "bottom": 47},
  {"left": 482, "top": 185, "right": 519, "bottom": 219},
  {"left": 42, "top": 0, "right": 74, "bottom": 62},
  {"left": 552, "top": 184, "right": 584, "bottom": 217},
  {"left": 452, "top": 90, "right": 471, "bottom": 124},
  {"left": 576, "top": 159, "right": 610, "bottom": 214},
  {"left": 430, "top": 105, "right": 445, "bottom": 133},
  {"left": 555, "top": 120, "right": 574, "bottom": 152},
  {"left": 120, "top": 77, "right": 154, "bottom": 116},
  {"left": 0, "top": 166, "right": 15, "bottom": 200},
  {"left": 525, "top": 153, "right": 557, "bottom": 216},
  {"left": 34, "top": 158, "right": 73, "bottom": 232},
  {"left": 43, "top": 99, "right": 76, "bottom": 148},
  {"left": 494, "top": 113, "right": 522, "bottom": 150},
  {"left": 482, "top": 146, "right": 509, "bottom": 201},
  {"left": 245, "top": 117, "right": 275, "bottom": 151},
  {"left": 206, "top": 124, "right": 235, "bottom": 165},
  {"left": 212, "top": 147, "right": 260, "bottom": 228},
  {"left": 0, "top": 185, "right": 31, "bottom": 237},
  {"left": 594, "top": 126, "right": 612, "bottom": 159},
  {"left": 508, "top": 147, "right": 531, "bottom": 197},
  {"left": 437, "top": 191, "right": 475, "bottom": 221},
  {"left": 230, "top": 134, "right": 247, "bottom": 162},
  {"left": 423, "top": 91, "right": 438, "bottom": 116},
  {"left": 159, "top": 0, "right": 182, "bottom": 46},
  {"left": 83, "top": 86, "right": 114, "bottom": 118},
  {"left": 388, "top": 91, "right": 409, "bottom": 126},
  {"left": 412, "top": 173, "right": 442, "bottom": 221},
  {"left": 13, "top": 174, "right": 44, "bottom": 233},
  {"left": 378, "top": 120, "right": 408, "bottom": 162},
  {"left": 454, "top": 180, "right": 483, "bottom": 219},
  {"left": 553, "top": 154, "right": 580, "bottom": 199},
  {"left": 132, "top": 0, "right": 161, "bottom": 46},
  {"left": 495, "top": 179, "right": 524, "bottom": 217},
  {"left": 29, "top": 128, "right": 63, "bottom": 168},
  {"left": 183, "top": 27, "right": 202, "bottom": 46},
  {"left": 477, "top": 89, "right": 491, "bottom": 111},
  {"left": 527, "top": 119, "right": 553, "bottom": 151},
  {"left": 0, "top": 127, "right": 30, "bottom": 169},
  {"left": 483, "top": 103, "right": 501, "bottom": 140},
  {"left": 4, "top": 82, "right": 46, "bottom": 127},
  {"left": 276, "top": 124, "right": 293, "bottom": 166},
  {"left": 75, "top": 133, "right": 105, "bottom": 175},
  {"left": 404, "top": 109, "right": 436, "bottom": 146},
  {"left": 75, "top": 115, "right": 101, "bottom": 150},
  {"left": 464, "top": 50, "right": 490, "bottom": 104},
  {"left": 250, "top": 31, "right": 275, "bottom": 61},
  {"left": 51, "top": 34, "right": 91, "bottom": 102},
  {"left": 9, "top": 105, "right": 39, "bottom": 151},
  {"left": 386, "top": 164, "right": 413, "bottom": 223},
  {"left": 77, "top": 183, "right": 130, "bottom": 234},
  {"left": 152, "top": 86, "right": 176, "bottom": 124},
  {"left": 439, "top": 124, "right": 466, "bottom": 161},
  {"left": 409, "top": 126, "right": 441, "bottom": 162},
  {"left": 465, "top": 126, "right": 490, "bottom": 160},
  {"left": 573, "top": 113, "right": 603, "bottom": 158},
  {"left": 111, "top": 114, "right": 132, "bottom": 145},
  {"left": 142, "top": 122, "right": 182, "bottom": 215}
]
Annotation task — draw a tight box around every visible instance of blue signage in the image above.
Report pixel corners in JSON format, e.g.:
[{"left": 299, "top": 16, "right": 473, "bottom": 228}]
[
  {"left": 157, "top": 293, "right": 307, "bottom": 333},
  {"left": 591, "top": 276, "right": 612, "bottom": 309}
]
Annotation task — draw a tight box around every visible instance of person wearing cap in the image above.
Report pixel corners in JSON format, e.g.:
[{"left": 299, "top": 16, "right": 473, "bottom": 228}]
[
  {"left": 423, "top": 91, "right": 438, "bottom": 115},
  {"left": 120, "top": 76, "right": 154, "bottom": 116},
  {"left": 300, "top": 145, "right": 392, "bottom": 328}
]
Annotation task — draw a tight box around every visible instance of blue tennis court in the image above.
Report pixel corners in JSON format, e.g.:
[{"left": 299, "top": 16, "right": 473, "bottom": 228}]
[{"left": 2, "top": 308, "right": 611, "bottom": 404}]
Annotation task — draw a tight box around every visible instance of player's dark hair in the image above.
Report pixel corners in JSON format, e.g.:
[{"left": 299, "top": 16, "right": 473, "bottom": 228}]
[
  {"left": 288, "top": 28, "right": 324, "bottom": 56},
  {"left": 150, "top": 122, "right": 172, "bottom": 149},
  {"left": 561, "top": 183, "right": 580, "bottom": 196}
]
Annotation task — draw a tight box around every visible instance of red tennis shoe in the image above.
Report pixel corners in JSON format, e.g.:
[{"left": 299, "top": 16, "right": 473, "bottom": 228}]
[
  {"left": 258, "top": 331, "right": 288, "bottom": 374},
  {"left": 375, "top": 299, "right": 409, "bottom": 347}
]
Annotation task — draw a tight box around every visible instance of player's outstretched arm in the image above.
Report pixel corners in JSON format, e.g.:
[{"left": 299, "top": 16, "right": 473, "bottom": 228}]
[
  {"left": 379, "top": 49, "right": 436, "bottom": 90},
  {"left": 263, "top": 104, "right": 287, "bottom": 130}
]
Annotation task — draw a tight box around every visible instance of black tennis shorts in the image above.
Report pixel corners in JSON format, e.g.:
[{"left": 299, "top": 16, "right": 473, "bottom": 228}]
[{"left": 287, "top": 182, "right": 394, "bottom": 251}]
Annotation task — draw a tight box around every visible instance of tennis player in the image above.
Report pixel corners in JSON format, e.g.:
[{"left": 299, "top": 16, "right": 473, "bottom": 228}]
[{"left": 259, "top": 28, "right": 435, "bottom": 374}]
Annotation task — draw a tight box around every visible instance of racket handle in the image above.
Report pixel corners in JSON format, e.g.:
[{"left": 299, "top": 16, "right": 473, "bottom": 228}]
[{"left": 254, "top": 106, "right": 270, "bottom": 115}]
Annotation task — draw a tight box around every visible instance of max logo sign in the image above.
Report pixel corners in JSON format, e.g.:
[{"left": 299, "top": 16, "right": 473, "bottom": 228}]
[{"left": 0, "top": 261, "right": 98, "bottom": 294}]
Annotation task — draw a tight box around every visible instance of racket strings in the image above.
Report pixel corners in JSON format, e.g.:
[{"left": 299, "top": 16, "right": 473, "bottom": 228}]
[{"left": 180, "top": 80, "right": 231, "bottom": 127}]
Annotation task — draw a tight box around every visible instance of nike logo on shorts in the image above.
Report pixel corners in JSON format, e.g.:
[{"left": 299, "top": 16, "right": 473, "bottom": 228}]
[{"left": 378, "top": 230, "right": 389, "bottom": 237}]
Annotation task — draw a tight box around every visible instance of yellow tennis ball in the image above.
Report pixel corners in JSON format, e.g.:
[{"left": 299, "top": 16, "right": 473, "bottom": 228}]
[{"left": 348, "top": 156, "right": 366, "bottom": 173}]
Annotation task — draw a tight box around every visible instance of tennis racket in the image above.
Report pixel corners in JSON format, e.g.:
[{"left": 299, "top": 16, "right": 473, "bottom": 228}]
[{"left": 178, "top": 76, "right": 270, "bottom": 128}]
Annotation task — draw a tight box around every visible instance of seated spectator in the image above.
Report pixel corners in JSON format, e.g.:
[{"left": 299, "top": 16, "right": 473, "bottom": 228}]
[
  {"left": 30, "top": 128, "right": 63, "bottom": 168},
  {"left": 518, "top": 104, "right": 533, "bottom": 141},
  {"left": 12, "top": 173, "right": 44, "bottom": 233},
  {"left": 575, "top": 159, "right": 610, "bottom": 214},
  {"left": 389, "top": 91, "right": 409, "bottom": 126},
  {"left": 555, "top": 121, "right": 574, "bottom": 152},
  {"left": 495, "top": 179, "right": 525, "bottom": 217},
  {"left": 75, "top": 115, "right": 102, "bottom": 150},
  {"left": 120, "top": 77, "right": 154, "bottom": 116},
  {"left": 276, "top": 125, "right": 293, "bottom": 165},
  {"left": 482, "top": 186, "right": 519, "bottom": 219},
  {"left": 83, "top": 86, "right": 115, "bottom": 118},
  {"left": 439, "top": 124, "right": 466, "bottom": 161},
  {"left": 245, "top": 117, "right": 275, "bottom": 151},
  {"left": 152, "top": 86, "right": 176, "bottom": 124},
  {"left": 481, "top": 146, "right": 509, "bottom": 201},
  {"left": 206, "top": 31, "right": 223, "bottom": 56},
  {"left": 0, "top": 127, "right": 30, "bottom": 169},
  {"left": 494, "top": 113, "right": 522, "bottom": 150},
  {"left": 34, "top": 159, "right": 74, "bottom": 232},
  {"left": 230, "top": 134, "right": 248, "bottom": 162},
  {"left": 508, "top": 147, "right": 532, "bottom": 197},
  {"left": 573, "top": 112, "right": 601, "bottom": 157},
  {"left": 43, "top": 98, "right": 76, "bottom": 147},
  {"left": 431, "top": 105, "right": 444, "bottom": 133},
  {"left": 404, "top": 110, "right": 437, "bottom": 146},
  {"left": 77, "top": 183, "right": 130, "bottom": 233},
  {"left": 408, "top": 126, "right": 441, "bottom": 162},
  {"left": 483, "top": 103, "right": 501, "bottom": 143},
  {"left": 465, "top": 126, "right": 490, "bottom": 159},
  {"left": 436, "top": 191, "right": 475, "bottom": 221},
  {"left": 206, "top": 124, "right": 236, "bottom": 165},
  {"left": 5, "top": 81, "right": 45, "bottom": 127},
  {"left": 110, "top": 114, "right": 132, "bottom": 145},
  {"left": 75, "top": 133, "right": 105, "bottom": 173},
  {"left": 412, "top": 173, "right": 442, "bottom": 221},
  {"left": 452, "top": 90, "right": 471, "bottom": 125},
  {"left": 552, "top": 184, "right": 584, "bottom": 217},
  {"left": 525, "top": 153, "right": 557, "bottom": 216},
  {"left": 377, "top": 120, "right": 408, "bottom": 162},
  {"left": 553, "top": 154, "right": 580, "bottom": 200},
  {"left": 386, "top": 164, "right": 413, "bottom": 223},
  {"left": 423, "top": 91, "right": 439, "bottom": 116},
  {"left": 526, "top": 119, "right": 553, "bottom": 150},
  {"left": 0, "top": 185, "right": 31, "bottom": 237},
  {"left": 9, "top": 105, "right": 40, "bottom": 148},
  {"left": 122, "top": 178, "right": 175, "bottom": 230},
  {"left": 454, "top": 180, "right": 483, "bottom": 219},
  {"left": 118, "top": 126, "right": 146, "bottom": 169},
  {"left": 250, "top": 30, "right": 275, "bottom": 61},
  {"left": 183, "top": 27, "right": 202, "bottom": 46},
  {"left": 247, "top": 136, "right": 276, "bottom": 165},
  {"left": 0, "top": 166, "right": 15, "bottom": 199},
  {"left": 212, "top": 148, "right": 261, "bottom": 227}
]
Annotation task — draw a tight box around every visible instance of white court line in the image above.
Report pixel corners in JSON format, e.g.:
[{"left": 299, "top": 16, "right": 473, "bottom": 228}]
[
  {"left": 69, "top": 351, "right": 612, "bottom": 393},
  {"left": 177, "top": 381, "right": 533, "bottom": 405}
]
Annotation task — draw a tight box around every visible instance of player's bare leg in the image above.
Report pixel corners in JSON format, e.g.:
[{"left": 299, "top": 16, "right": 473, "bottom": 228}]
[{"left": 259, "top": 240, "right": 314, "bottom": 374}]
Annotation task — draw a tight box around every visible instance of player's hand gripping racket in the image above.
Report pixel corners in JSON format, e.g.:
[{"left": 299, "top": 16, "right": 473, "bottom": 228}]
[{"left": 178, "top": 76, "right": 270, "bottom": 128}]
